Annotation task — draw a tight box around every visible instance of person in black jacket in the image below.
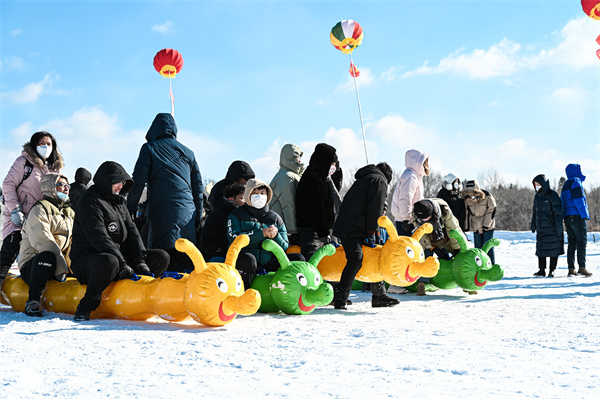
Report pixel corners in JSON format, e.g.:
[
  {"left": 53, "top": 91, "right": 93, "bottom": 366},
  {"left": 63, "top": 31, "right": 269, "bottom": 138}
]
[
  {"left": 70, "top": 161, "right": 169, "bottom": 321},
  {"left": 69, "top": 167, "right": 91, "bottom": 211},
  {"left": 437, "top": 173, "right": 467, "bottom": 231},
  {"left": 531, "top": 174, "right": 564, "bottom": 277},
  {"left": 207, "top": 160, "right": 255, "bottom": 211},
  {"left": 332, "top": 162, "right": 399, "bottom": 309},
  {"left": 199, "top": 182, "right": 245, "bottom": 261},
  {"left": 295, "top": 143, "right": 338, "bottom": 260},
  {"left": 127, "top": 113, "right": 204, "bottom": 272}
]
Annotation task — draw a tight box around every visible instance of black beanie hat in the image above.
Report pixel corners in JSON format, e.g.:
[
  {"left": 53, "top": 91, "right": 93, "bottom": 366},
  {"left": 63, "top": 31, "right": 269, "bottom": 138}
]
[
  {"left": 376, "top": 162, "right": 393, "bottom": 184},
  {"left": 413, "top": 200, "right": 434, "bottom": 219}
]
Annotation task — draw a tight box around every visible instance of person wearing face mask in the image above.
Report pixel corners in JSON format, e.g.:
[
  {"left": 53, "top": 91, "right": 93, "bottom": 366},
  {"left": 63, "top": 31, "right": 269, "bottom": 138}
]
[
  {"left": 70, "top": 161, "right": 170, "bottom": 321},
  {"left": 199, "top": 183, "right": 246, "bottom": 262},
  {"left": 461, "top": 180, "right": 497, "bottom": 264},
  {"left": 16, "top": 173, "right": 74, "bottom": 317},
  {"left": 531, "top": 174, "right": 564, "bottom": 278},
  {"left": 1, "top": 131, "right": 64, "bottom": 289},
  {"left": 68, "top": 167, "right": 92, "bottom": 211},
  {"left": 227, "top": 178, "right": 304, "bottom": 288},
  {"left": 437, "top": 173, "right": 467, "bottom": 231},
  {"left": 295, "top": 143, "right": 339, "bottom": 260},
  {"left": 269, "top": 144, "right": 305, "bottom": 246}
]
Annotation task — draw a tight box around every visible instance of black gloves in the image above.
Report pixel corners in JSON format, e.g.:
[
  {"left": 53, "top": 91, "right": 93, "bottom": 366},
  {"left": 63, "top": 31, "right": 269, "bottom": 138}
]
[
  {"left": 134, "top": 262, "right": 152, "bottom": 276},
  {"left": 118, "top": 264, "right": 134, "bottom": 280},
  {"left": 401, "top": 220, "right": 412, "bottom": 232}
]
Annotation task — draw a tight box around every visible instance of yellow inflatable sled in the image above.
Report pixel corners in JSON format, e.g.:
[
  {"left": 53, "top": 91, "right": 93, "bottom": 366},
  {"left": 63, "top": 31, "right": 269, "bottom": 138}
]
[{"left": 0, "top": 235, "right": 261, "bottom": 327}]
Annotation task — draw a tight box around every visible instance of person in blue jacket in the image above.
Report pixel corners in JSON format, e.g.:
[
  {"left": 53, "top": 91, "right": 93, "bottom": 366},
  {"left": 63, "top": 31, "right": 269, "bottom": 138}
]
[
  {"left": 560, "top": 164, "right": 591, "bottom": 277},
  {"left": 127, "top": 113, "right": 204, "bottom": 272}
]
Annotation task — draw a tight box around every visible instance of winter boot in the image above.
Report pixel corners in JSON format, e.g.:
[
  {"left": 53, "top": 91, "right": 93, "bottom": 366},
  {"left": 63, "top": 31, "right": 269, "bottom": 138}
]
[
  {"left": 333, "top": 285, "right": 351, "bottom": 310},
  {"left": 416, "top": 282, "right": 426, "bottom": 296},
  {"left": 567, "top": 268, "right": 578, "bottom": 277},
  {"left": 24, "top": 300, "right": 43, "bottom": 317},
  {"left": 547, "top": 270, "right": 555, "bottom": 278},
  {"left": 578, "top": 268, "right": 593, "bottom": 277},
  {"left": 329, "top": 282, "right": 352, "bottom": 306},
  {"left": 371, "top": 281, "right": 399, "bottom": 307},
  {"left": 533, "top": 269, "right": 546, "bottom": 277},
  {"left": 74, "top": 304, "right": 91, "bottom": 321}
]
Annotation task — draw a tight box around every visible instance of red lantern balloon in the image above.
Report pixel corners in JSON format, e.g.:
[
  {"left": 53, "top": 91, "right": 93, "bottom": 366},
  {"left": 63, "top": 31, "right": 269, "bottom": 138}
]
[
  {"left": 153, "top": 49, "right": 184, "bottom": 78},
  {"left": 581, "top": 0, "right": 600, "bottom": 20}
]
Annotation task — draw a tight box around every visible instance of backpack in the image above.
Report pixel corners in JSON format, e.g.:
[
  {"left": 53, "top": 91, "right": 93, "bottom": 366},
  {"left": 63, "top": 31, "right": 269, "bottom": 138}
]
[{"left": 1, "top": 159, "right": 34, "bottom": 205}]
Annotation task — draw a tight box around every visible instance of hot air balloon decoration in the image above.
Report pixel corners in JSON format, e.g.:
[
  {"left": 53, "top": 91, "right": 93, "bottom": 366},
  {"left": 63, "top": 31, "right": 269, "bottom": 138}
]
[
  {"left": 153, "top": 48, "right": 184, "bottom": 115},
  {"left": 330, "top": 20, "right": 369, "bottom": 163}
]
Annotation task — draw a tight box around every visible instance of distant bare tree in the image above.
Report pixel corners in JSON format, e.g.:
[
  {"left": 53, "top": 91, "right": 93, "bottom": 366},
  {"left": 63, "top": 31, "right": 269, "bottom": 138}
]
[{"left": 423, "top": 170, "right": 443, "bottom": 198}]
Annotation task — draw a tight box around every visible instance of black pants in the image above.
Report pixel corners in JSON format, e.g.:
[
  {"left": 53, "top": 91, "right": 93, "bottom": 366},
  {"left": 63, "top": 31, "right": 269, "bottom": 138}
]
[
  {"left": 0, "top": 230, "right": 22, "bottom": 279},
  {"left": 165, "top": 248, "right": 193, "bottom": 272},
  {"left": 538, "top": 256, "right": 558, "bottom": 271},
  {"left": 236, "top": 252, "right": 305, "bottom": 288},
  {"left": 339, "top": 237, "right": 387, "bottom": 295},
  {"left": 299, "top": 227, "right": 327, "bottom": 261},
  {"left": 71, "top": 249, "right": 170, "bottom": 313},
  {"left": 20, "top": 251, "right": 57, "bottom": 301}
]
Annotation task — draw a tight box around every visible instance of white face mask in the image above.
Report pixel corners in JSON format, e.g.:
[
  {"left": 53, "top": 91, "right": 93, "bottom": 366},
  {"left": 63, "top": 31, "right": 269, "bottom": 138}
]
[
  {"left": 328, "top": 165, "right": 336, "bottom": 177},
  {"left": 251, "top": 194, "right": 267, "bottom": 209},
  {"left": 534, "top": 184, "right": 541, "bottom": 192},
  {"left": 37, "top": 145, "right": 52, "bottom": 160}
]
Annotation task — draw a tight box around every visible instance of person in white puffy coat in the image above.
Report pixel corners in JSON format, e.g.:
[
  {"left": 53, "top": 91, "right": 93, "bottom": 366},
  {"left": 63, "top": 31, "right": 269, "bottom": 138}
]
[{"left": 391, "top": 149, "right": 429, "bottom": 236}]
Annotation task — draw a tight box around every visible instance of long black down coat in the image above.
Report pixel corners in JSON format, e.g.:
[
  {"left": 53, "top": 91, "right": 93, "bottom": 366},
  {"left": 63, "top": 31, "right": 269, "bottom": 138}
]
[
  {"left": 127, "top": 113, "right": 204, "bottom": 248},
  {"left": 295, "top": 143, "right": 337, "bottom": 237},
  {"left": 71, "top": 161, "right": 146, "bottom": 266},
  {"left": 333, "top": 164, "right": 390, "bottom": 239},
  {"left": 531, "top": 174, "right": 564, "bottom": 257}
]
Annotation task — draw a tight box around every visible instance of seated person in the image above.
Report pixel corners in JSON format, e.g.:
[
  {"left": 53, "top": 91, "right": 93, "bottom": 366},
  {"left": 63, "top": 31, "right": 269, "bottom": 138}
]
[
  {"left": 199, "top": 182, "right": 245, "bottom": 262},
  {"left": 227, "top": 178, "right": 304, "bottom": 287},
  {"left": 411, "top": 198, "right": 466, "bottom": 259},
  {"left": 18, "top": 173, "right": 74, "bottom": 317},
  {"left": 70, "top": 161, "right": 170, "bottom": 321}
]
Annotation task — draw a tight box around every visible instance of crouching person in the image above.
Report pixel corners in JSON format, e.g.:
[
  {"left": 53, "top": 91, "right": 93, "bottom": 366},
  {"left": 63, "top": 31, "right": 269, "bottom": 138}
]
[
  {"left": 18, "top": 173, "right": 74, "bottom": 317},
  {"left": 70, "top": 161, "right": 169, "bottom": 321},
  {"left": 227, "top": 178, "right": 304, "bottom": 288}
]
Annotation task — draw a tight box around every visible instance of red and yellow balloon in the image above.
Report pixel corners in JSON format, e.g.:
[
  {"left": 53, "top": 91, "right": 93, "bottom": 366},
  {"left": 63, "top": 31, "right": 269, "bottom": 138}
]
[{"left": 153, "top": 48, "right": 183, "bottom": 78}]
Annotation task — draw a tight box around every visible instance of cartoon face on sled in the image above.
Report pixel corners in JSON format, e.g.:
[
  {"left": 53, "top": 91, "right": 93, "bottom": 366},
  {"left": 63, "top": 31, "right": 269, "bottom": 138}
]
[{"left": 251, "top": 240, "right": 334, "bottom": 315}]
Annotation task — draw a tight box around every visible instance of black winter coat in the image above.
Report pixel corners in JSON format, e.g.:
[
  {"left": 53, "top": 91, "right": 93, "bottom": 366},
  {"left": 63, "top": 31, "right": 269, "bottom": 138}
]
[
  {"left": 199, "top": 201, "right": 235, "bottom": 260},
  {"left": 69, "top": 167, "right": 92, "bottom": 212},
  {"left": 295, "top": 143, "right": 337, "bottom": 237},
  {"left": 333, "top": 164, "right": 388, "bottom": 239},
  {"left": 437, "top": 187, "right": 467, "bottom": 231},
  {"left": 531, "top": 174, "right": 564, "bottom": 257},
  {"left": 127, "top": 113, "right": 204, "bottom": 248},
  {"left": 71, "top": 161, "right": 146, "bottom": 266},
  {"left": 208, "top": 161, "right": 255, "bottom": 211}
]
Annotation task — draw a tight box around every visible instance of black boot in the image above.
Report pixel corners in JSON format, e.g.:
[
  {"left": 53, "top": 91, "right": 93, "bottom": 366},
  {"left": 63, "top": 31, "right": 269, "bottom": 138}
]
[
  {"left": 333, "top": 285, "right": 351, "bottom": 310},
  {"left": 24, "top": 300, "right": 43, "bottom": 317},
  {"left": 547, "top": 269, "right": 555, "bottom": 278},
  {"left": 371, "top": 281, "right": 399, "bottom": 308},
  {"left": 533, "top": 269, "right": 546, "bottom": 277},
  {"left": 74, "top": 304, "right": 91, "bottom": 322}
]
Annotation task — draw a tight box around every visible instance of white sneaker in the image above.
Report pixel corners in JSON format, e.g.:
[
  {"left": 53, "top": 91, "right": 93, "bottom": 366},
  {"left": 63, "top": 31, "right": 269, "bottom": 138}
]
[{"left": 387, "top": 285, "right": 409, "bottom": 294}]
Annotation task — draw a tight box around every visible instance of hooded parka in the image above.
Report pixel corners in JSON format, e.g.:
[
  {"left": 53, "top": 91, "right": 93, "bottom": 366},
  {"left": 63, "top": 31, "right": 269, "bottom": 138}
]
[
  {"left": 71, "top": 161, "right": 146, "bottom": 267},
  {"left": 333, "top": 164, "right": 390, "bottom": 239},
  {"left": 531, "top": 174, "right": 565, "bottom": 257},
  {"left": 127, "top": 113, "right": 204, "bottom": 248},
  {"left": 391, "top": 149, "right": 429, "bottom": 223},
  {"left": 69, "top": 167, "right": 91, "bottom": 211},
  {"left": 461, "top": 180, "right": 496, "bottom": 234},
  {"left": 269, "top": 144, "right": 305, "bottom": 235},
  {"left": 208, "top": 161, "right": 255, "bottom": 211},
  {"left": 561, "top": 164, "right": 589, "bottom": 219},
  {"left": 295, "top": 143, "right": 338, "bottom": 237}
]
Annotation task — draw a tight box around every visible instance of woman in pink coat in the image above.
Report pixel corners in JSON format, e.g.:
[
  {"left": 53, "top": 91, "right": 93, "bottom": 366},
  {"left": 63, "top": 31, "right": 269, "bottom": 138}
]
[{"left": 1, "top": 131, "right": 64, "bottom": 286}]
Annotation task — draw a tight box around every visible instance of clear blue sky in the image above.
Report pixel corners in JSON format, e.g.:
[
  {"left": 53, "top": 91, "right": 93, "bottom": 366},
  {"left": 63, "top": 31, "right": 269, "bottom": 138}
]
[{"left": 2, "top": 0, "right": 599, "bottom": 190}]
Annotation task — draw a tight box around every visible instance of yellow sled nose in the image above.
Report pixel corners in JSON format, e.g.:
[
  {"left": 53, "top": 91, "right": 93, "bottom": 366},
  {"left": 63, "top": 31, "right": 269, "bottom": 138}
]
[{"left": 222, "top": 288, "right": 261, "bottom": 316}]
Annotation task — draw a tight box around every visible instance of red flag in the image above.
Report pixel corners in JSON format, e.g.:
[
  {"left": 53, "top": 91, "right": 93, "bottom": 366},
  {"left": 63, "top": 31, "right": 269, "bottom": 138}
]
[
  {"left": 597, "top": 48, "right": 600, "bottom": 59},
  {"left": 596, "top": 34, "right": 600, "bottom": 46},
  {"left": 349, "top": 62, "right": 360, "bottom": 77}
]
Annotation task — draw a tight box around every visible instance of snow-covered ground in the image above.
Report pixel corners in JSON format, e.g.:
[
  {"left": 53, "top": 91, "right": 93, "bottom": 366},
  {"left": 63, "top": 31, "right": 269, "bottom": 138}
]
[{"left": 1, "top": 231, "right": 598, "bottom": 398}]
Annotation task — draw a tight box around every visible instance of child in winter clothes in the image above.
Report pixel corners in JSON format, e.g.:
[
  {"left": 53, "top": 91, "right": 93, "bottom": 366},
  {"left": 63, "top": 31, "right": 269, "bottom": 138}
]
[
  {"left": 18, "top": 173, "right": 74, "bottom": 317},
  {"left": 560, "top": 164, "right": 591, "bottom": 277},
  {"left": 531, "top": 174, "right": 564, "bottom": 278},
  {"left": 1, "top": 131, "right": 64, "bottom": 287},
  {"left": 461, "top": 180, "right": 497, "bottom": 264}
]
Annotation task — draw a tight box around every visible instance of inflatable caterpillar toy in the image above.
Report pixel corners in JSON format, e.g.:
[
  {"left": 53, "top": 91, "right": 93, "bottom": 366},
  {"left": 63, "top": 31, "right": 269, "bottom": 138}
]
[
  {"left": 251, "top": 239, "right": 335, "bottom": 315},
  {"left": 409, "top": 229, "right": 504, "bottom": 294},
  {"left": 291, "top": 216, "right": 440, "bottom": 286},
  {"left": 0, "top": 235, "right": 261, "bottom": 327}
]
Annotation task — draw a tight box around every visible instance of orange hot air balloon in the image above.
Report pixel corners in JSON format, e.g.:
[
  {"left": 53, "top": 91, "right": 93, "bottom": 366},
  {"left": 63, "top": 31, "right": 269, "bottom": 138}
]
[{"left": 153, "top": 48, "right": 184, "bottom": 78}]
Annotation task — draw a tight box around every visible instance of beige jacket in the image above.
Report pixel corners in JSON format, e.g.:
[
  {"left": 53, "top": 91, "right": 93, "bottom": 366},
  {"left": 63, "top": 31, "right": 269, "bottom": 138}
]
[
  {"left": 18, "top": 198, "right": 75, "bottom": 281},
  {"left": 461, "top": 180, "right": 496, "bottom": 234}
]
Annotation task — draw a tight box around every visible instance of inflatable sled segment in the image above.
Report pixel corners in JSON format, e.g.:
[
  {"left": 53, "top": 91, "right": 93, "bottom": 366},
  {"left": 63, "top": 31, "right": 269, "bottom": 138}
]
[
  {"left": 408, "top": 229, "right": 504, "bottom": 293},
  {"left": 287, "top": 216, "right": 440, "bottom": 286},
  {"left": 0, "top": 235, "right": 261, "bottom": 327},
  {"left": 251, "top": 240, "right": 335, "bottom": 315}
]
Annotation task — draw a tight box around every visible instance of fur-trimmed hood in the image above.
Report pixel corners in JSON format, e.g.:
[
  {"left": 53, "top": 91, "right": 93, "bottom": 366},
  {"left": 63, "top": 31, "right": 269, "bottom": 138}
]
[
  {"left": 22, "top": 142, "right": 64, "bottom": 171},
  {"left": 461, "top": 180, "right": 485, "bottom": 199},
  {"left": 40, "top": 172, "right": 70, "bottom": 202},
  {"left": 244, "top": 178, "right": 273, "bottom": 208}
]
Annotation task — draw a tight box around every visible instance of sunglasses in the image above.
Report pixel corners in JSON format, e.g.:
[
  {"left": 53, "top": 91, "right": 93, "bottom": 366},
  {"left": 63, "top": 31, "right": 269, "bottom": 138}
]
[{"left": 56, "top": 182, "right": 71, "bottom": 189}]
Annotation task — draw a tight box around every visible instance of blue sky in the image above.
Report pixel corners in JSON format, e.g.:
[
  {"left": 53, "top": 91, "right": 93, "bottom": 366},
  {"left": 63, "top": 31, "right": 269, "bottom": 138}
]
[{"left": 1, "top": 0, "right": 599, "bottom": 190}]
